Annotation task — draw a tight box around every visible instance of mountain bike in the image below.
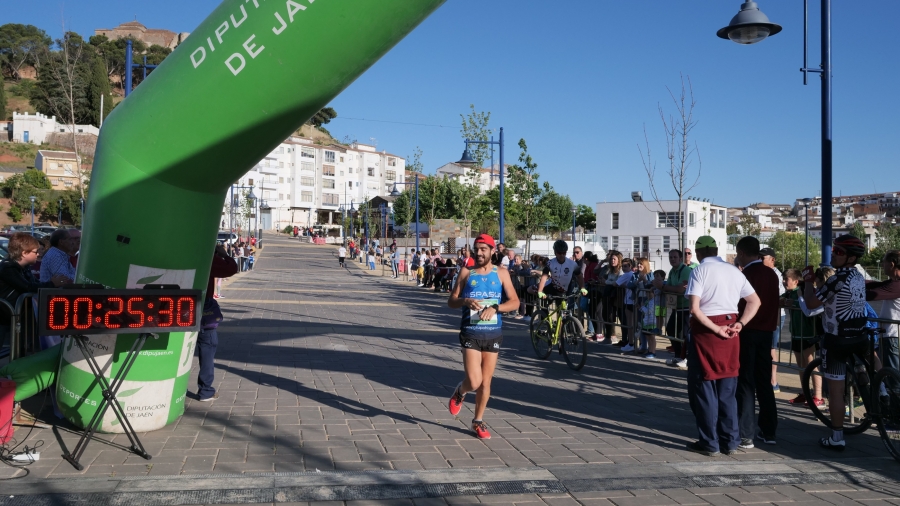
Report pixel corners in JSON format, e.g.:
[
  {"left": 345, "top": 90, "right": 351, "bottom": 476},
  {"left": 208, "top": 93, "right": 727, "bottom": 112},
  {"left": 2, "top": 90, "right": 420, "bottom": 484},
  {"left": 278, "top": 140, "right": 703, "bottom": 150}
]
[
  {"left": 530, "top": 294, "right": 587, "bottom": 370},
  {"left": 801, "top": 327, "right": 900, "bottom": 461}
]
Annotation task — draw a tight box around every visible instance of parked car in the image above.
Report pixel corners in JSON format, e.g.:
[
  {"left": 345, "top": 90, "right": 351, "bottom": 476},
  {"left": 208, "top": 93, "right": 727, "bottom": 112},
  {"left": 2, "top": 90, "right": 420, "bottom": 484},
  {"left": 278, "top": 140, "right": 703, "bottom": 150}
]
[
  {"left": 35, "top": 226, "right": 58, "bottom": 235},
  {"left": 217, "top": 231, "right": 238, "bottom": 245}
]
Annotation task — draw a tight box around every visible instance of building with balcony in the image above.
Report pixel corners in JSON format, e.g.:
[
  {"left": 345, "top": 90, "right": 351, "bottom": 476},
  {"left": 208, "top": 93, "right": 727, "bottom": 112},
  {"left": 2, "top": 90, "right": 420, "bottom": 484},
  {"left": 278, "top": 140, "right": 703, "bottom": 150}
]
[
  {"left": 595, "top": 194, "right": 728, "bottom": 268},
  {"left": 225, "top": 136, "right": 406, "bottom": 233},
  {"left": 35, "top": 150, "right": 84, "bottom": 190}
]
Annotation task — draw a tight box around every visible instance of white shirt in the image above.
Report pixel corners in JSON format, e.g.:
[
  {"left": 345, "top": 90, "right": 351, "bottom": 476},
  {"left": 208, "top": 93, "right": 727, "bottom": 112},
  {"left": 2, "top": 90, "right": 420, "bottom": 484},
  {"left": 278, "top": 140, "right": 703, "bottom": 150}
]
[
  {"left": 338, "top": 247, "right": 347, "bottom": 257},
  {"left": 685, "top": 256, "right": 755, "bottom": 317}
]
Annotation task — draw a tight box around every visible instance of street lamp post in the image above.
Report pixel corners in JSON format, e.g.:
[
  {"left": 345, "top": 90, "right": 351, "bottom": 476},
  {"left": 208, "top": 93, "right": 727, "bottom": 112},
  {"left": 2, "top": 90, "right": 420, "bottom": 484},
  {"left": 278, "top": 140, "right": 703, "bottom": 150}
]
[
  {"left": 457, "top": 127, "right": 505, "bottom": 243},
  {"left": 80, "top": 197, "right": 84, "bottom": 226},
  {"left": 29, "top": 196, "right": 36, "bottom": 235},
  {"left": 803, "top": 197, "right": 812, "bottom": 266},
  {"left": 718, "top": 0, "right": 833, "bottom": 266},
  {"left": 390, "top": 176, "right": 421, "bottom": 251},
  {"left": 571, "top": 205, "right": 578, "bottom": 252},
  {"left": 58, "top": 198, "right": 63, "bottom": 225}
]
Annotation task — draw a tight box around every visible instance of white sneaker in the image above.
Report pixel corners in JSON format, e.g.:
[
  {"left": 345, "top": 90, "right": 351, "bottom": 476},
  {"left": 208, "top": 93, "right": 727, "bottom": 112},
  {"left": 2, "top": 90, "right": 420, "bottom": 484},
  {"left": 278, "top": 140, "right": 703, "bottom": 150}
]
[
  {"left": 621, "top": 344, "right": 634, "bottom": 352},
  {"left": 676, "top": 359, "right": 688, "bottom": 370}
]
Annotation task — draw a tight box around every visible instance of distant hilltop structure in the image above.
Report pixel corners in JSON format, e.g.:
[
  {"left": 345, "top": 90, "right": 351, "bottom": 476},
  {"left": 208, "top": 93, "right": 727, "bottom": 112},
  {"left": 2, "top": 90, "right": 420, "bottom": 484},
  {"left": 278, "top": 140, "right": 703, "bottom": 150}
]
[{"left": 95, "top": 21, "right": 189, "bottom": 50}]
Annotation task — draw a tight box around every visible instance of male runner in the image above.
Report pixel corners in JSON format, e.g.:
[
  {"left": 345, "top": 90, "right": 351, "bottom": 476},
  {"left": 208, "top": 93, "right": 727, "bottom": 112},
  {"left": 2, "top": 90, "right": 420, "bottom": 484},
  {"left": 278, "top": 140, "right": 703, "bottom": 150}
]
[
  {"left": 801, "top": 234, "right": 869, "bottom": 451},
  {"left": 447, "top": 234, "right": 520, "bottom": 439},
  {"left": 338, "top": 244, "right": 347, "bottom": 268},
  {"left": 537, "top": 240, "right": 588, "bottom": 299}
]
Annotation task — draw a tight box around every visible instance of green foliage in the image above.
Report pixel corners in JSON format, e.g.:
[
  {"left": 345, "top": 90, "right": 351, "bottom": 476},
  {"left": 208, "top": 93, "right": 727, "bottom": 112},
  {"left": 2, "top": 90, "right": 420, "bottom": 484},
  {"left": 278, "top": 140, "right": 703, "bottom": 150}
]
[
  {"left": 282, "top": 225, "right": 294, "bottom": 234},
  {"left": 7, "top": 205, "right": 22, "bottom": 222},
  {"left": 860, "top": 222, "right": 900, "bottom": 267},
  {"left": 306, "top": 106, "right": 337, "bottom": 128},
  {"left": 8, "top": 78, "right": 36, "bottom": 98},
  {"left": 766, "top": 231, "right": 822, "bottom": 271},
  {"left": 30, "top": 32, "right": 95, "bottom": 125},
  {"left": 87, "top": 54, "right": 113, "bottom": 126},
  {"left": 506, "top": 138, "right": 549, "bottom": 255},
  {"left": 727, "top": 214, "right": 761, "bottom": 238},
  {"left": 0, "top": 24, "right": 52, "bottom": 80},
  {"left": 849, "top": 222, "right": 866, "bottom": 241},
  {"left": 406, "top": 146, "right": 424, "bottom": 173},
  {"left": 460, "top": 104, "right": 492, "bottom": 170},
  {"left": 575, "top": 204, "right": 595, "bottom": 231},
  {"left": 539, "top": 190, "right": 574, "bottom": 235}
]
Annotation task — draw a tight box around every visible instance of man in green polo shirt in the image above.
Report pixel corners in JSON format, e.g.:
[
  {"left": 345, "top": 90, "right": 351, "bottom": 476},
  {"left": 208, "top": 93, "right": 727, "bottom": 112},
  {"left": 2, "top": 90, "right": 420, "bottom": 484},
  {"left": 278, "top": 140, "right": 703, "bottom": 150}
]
[{"left": 653, "top": 249, "right": 691, "bottom": 370}]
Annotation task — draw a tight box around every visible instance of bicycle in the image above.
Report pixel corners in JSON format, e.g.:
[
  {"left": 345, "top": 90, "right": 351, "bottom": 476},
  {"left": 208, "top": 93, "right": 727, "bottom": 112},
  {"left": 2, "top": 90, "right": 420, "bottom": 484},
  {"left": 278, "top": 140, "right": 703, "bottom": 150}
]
[
  {"left": 530, "top": 294, "right": 587, "bottom": 370},
  {"left": 800, "top": 328, "right": 900, "bottom": 461}
]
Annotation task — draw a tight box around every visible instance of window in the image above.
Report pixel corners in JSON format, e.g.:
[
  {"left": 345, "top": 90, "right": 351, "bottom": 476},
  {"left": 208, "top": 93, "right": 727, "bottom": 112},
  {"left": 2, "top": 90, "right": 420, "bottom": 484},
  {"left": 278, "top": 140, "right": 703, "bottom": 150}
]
[
  {"left": 339, "top": 171, "right": 343, "bottom": 176},
  {"left": 633, "top": 237, "right": 641, "bottom": 253},
  {"left": 279, "top": 162, "right": 284, "bottom": 168},
  {"left": 287, "top": 194, "right": 290, "bottom": 200},
  {"left": 710, "top": 210, "right": 718, "bottom": 228},
  {"left": 386, "top": 170, "right": 396, "bottom": 181},
  {"left": 300, "top": 176, "right": 315, "bottom": 186},
  {"left": 348, "top": 181, "right": 352, "bottom": 188},
  {"left": 322, "top": 193, "right": 339, "bottom": 205},
  {"left": 301, "top": 161, "right": 314, "bottom": 172},
  {"left": 325, "top": 151, "right": 336, "bottom": 163},
  {"left": 689, "top": 212, "right": 696, "bottom": 227},
  {"left": 248, "top": 179, "right": 254, "bottom": 186},
  {"left": 279, "top": 177, "right": 284, "bottom": 183},
  {"left": 718, "top": 209, "right": 726, "bottom": 228},
  {"left": 323, "top": 165, "right": 335, "bottom": 176},
  {"left": 612, "top": 212, "right": 619, "bottom": 229},
  {"left": 340, "top": 156, "right": 345, "bottom": 163},
  {"left": 301, "top": 147, "right": 315, "bottom": 158},
  {"left": 642, "top": 236, "right": 649, "bottom": 253},
  {"left": 600, "top": 237, "right": 609, "bottom": 251},
  {"left": 301, "top": 191, "right": 313, "bottom": 202},
  {"left": 367, "top": 167, "right": 375, "bottom": 177},
  {"left": 388, "top": 157, "right": 397, "bottom": 167},
  {"left": 279, "top": 194, "right": 283, "bottom": 200},
  {"left": 322, "top": 179, "right": 335, "bottom": 189},
  {"left": 612, "top": 236, "right": 619, "bottom": 250},
  {"left": 663, "top": 236, "right": 671, "bottom": 251},
  {"left": 657, "top": 212, "right": 683, "bottom": 228}
]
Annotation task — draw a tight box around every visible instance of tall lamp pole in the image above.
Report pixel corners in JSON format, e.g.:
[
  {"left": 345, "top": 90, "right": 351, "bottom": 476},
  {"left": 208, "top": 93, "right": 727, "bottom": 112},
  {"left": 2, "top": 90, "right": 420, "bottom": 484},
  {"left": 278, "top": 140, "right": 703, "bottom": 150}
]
[
  {"left": 571, "top": 205, "right": 578, "bottom": 252},
  {"left": 390, "top": 175, "right": 420, "bottom": 251},
  {"left": 29, "top": 196, "right": 36, "bottom": 235},
  {"left": 457, "top": 127, "right": 505, "bottom": 243},
  {"left": 80, "top": 197, "right": 84, "bottom": 226},
  {"left": 58, "top": 198, "right": 63, "bottom": 225},
  {"left": 803, "top": 198, "right": 812, "bottom": 266},
  {"left": 718, "top": 0, "right": 832, "bottom": 266}
]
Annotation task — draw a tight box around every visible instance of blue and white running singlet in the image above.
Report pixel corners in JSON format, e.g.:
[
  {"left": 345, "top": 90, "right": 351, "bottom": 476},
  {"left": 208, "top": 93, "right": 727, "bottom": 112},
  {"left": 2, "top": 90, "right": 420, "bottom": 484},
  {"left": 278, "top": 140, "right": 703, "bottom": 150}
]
[{"left": 460, "top": 266, "right": 503, "bottom": 340}]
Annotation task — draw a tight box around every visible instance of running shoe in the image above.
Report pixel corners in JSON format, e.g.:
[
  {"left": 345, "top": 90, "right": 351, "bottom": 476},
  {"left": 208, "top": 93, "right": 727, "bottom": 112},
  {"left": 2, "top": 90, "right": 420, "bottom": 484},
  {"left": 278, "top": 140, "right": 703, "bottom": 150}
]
[
  {"left": 472, "top": 420, "right": 491, "bottom": 439},
  {"left": 667, "top": 358, "right": 688, "bottom": 370},
  {"left": 621, "top": 344, "right": 634, "bottom": 352},
  {"left": 819, "top": 436, "right": 845, "bottom": 451},
  {"left": 811, "top": 397, "right": 825, "bottom": 407},
  {"left": 600, "top": 337, "right": 612, "bottom": 345},
  {"left": 738, "top": 438, "right": 754, "bottom": 449},
  {"left": 788, "top": 394, "right": 807, "bottom": 405},
  {"left": 448, "top": 382, "right": 464, "bottom": 416},
  {"left": 644, "top": 353, "right": 656, "bottom": 359},
  {"left": 755, "top": 431, "right": 776, "bottom": 445},
  {"left": 772, "top": 383, "right": 781, "bottom": 393},
  {"left": 685, "top": 441, "right": 719, "bottom": 457}
]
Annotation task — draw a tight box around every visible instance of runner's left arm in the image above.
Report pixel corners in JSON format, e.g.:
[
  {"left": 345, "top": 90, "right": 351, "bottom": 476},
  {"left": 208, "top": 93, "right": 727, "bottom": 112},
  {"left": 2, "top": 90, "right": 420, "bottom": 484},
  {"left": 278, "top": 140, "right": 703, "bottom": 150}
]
[
  {"left": 448, "top": 268, "right": 482, "bottom": 311},
  {"left": 476, "top": 268, "right": 520, "bottom": 322}
]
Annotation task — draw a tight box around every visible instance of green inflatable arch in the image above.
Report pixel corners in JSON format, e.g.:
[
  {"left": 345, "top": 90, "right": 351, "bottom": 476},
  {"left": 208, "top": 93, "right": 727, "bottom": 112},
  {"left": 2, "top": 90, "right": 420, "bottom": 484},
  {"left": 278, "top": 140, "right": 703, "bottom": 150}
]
[{"left": 27, "top": 0, "right": 445, "bottom": 432}]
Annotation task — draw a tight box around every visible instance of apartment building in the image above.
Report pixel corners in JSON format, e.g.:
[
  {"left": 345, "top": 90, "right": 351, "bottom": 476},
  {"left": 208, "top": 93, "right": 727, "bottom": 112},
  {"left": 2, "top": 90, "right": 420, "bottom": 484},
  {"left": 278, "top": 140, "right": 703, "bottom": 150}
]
[
  {"left": 12, "top": 112, "right": 99, "bottom": 145},
  {"left": 226, "top": 137, "right": 406, "bottom": 232},
  {"left": 595, "top": 194, "right": 729, "bottom": 266},
  {"left": 435, "top": 162, "right": 507, "bottom": 193},
  {"left": 35, "top": 150, "right": 84, "bottom": 190}
]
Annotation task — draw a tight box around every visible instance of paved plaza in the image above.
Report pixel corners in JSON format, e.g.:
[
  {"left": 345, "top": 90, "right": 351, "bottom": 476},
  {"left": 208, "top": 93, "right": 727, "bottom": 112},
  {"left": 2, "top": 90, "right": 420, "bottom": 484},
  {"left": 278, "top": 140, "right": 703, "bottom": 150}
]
[{"left": 3, "top": 234, "right": 900, "bottom": 505}]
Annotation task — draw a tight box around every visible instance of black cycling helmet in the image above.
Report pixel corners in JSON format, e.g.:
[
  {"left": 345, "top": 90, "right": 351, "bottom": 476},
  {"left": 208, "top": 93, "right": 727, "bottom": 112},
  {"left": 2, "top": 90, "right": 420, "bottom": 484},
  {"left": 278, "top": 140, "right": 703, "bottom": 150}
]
[
  {"left": 553, "top": 239, "right": 568, "bottom": 254},
  {"left": 833, "top": 234, "right": 866, "bottom": 258}
]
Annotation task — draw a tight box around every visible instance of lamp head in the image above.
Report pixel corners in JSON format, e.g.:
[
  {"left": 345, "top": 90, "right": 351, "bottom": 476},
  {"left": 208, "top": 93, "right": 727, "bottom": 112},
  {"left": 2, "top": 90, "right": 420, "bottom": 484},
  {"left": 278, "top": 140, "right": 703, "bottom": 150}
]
[
  {"left": 29, "top": 195, "right": 36, "bottom": 203},
  {"left": 717, "top": 1, "right": 782, "bottom": 45},
  {"left": 389, "top": 184, "right": 401, "bottom": 197},
  {"left": 456, "top": 147, "right": 477, "bottom": 167}
]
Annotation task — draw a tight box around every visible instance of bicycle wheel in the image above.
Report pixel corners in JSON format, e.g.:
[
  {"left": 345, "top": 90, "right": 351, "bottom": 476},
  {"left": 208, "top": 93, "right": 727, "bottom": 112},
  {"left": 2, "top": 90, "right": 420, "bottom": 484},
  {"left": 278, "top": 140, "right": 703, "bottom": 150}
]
[
  {"left": 530, "top": 309, "right": 548, "bottom": 335},
  {"left": 561, "top": 317, "right": 587, "bottom": 371},
  {"left": 531, "top": 319, "right": 553, "bottom": 360},
  {"left": 874, "top": 367, "right": 900, "bottom": 462},
  {"left": 801, "top": 357, "right": 871, "bottom": 434}
]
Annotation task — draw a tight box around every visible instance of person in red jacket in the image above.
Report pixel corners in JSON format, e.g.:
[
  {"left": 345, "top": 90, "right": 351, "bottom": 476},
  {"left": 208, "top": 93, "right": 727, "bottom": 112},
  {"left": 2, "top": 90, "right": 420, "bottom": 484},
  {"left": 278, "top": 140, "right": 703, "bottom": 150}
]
[
  {"left": 197, "top": 243, "right": 238, "bottom": 402},
  {"left": 734, "top": 236, "right": 781, "bottom": 449}
]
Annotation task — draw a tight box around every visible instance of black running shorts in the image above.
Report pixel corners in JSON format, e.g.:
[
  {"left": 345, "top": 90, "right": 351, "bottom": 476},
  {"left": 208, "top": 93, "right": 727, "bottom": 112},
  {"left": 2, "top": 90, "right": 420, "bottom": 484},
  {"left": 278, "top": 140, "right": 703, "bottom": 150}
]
[{"left": 459, "top": 334, "right": 503, "bottom": 353}]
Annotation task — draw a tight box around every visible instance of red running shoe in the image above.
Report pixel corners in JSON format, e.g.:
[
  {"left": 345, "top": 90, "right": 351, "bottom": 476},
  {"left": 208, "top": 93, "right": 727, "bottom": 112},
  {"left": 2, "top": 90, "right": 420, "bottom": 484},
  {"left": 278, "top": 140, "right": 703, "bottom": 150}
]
[
  {"left": 472, "top": 420, "right": 491, "bottom": 439},
  {"left": 449, "top": 382, "right": 464, "bottom": 416}
]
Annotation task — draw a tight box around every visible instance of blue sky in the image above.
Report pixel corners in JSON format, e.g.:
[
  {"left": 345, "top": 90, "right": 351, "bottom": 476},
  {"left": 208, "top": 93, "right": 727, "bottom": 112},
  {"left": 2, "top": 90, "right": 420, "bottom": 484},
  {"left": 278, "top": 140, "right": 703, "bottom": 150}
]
[{"left": 7, "top": 0, "right": 899, "bottom": 208}]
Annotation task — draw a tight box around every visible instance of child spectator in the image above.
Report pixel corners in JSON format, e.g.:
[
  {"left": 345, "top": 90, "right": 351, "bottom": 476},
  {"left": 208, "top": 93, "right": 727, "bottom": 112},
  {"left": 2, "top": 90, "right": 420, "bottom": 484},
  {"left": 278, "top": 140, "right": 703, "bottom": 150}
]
[
  {"left": 368, "top": 249, "right": 376, "bottom": 270},
  {"left": 783, "top": 268, "right": 826, "bottom": 406}
]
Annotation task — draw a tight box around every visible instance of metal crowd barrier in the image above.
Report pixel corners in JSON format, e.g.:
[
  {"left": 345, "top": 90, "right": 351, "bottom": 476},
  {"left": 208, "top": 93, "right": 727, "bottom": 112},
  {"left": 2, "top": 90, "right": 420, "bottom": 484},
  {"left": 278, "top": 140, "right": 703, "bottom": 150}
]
[{"left": 0, "top": 292, "right": 39, "bottom": 362}]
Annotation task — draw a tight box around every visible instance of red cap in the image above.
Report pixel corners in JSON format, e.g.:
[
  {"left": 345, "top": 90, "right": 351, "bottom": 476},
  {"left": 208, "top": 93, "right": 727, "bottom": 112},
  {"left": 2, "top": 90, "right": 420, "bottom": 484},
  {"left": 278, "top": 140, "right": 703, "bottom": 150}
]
[{"left": 473, "top": 234, "right": 495, "bottom": 249}]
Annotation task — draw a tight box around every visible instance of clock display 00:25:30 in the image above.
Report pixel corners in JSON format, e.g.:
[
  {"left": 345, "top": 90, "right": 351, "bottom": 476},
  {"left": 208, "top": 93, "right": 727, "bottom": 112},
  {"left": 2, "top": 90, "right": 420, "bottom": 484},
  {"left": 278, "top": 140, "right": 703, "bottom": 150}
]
[{"left": 44, "top": 293, "right": 198, "bottom": 333}]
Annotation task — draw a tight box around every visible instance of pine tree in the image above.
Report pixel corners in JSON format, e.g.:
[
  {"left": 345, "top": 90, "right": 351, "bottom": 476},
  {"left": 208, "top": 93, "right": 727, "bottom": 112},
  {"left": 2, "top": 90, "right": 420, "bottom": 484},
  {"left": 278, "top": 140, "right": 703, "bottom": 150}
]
[{"left": 86, "top": 54, "right": 112, "bottom": 126}]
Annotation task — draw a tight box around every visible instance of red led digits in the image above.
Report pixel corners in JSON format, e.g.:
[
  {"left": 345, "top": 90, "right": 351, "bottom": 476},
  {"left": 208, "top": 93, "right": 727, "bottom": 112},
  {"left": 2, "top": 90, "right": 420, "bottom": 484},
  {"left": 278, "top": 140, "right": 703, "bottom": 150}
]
[
  {"left": 104, "top": 297, "right": 124, "bottom": 329},
  {"left": 72, "top": 297, "right": 93, "bottom": 330},
  {"left": 158, "top": 297, "right": 174, "bottom": 327},
  {"left": 176, "top": 297, "right": 195, "bottom": 327},
  {"left": 48, "top": 297, "right": 70, "bottom": 330},
  {"left": 126, "top": 297, "right": 145, "bottom": 328}
]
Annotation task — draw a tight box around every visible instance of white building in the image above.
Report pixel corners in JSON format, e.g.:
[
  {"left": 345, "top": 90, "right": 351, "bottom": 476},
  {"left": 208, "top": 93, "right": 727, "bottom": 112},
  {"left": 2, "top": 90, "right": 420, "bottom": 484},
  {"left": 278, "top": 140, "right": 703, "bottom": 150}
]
[
  {"left": 595, "top": 194, "right": 729, "bottom": 267},
  {"left": 226, "top": 137, "right": 406, "bottom": 232},
  {"left": 435, "top": 162, "right": 506, "bottom": 193},
  {"left": 11, "top": 112, "right": 100, "bottom": 145}
]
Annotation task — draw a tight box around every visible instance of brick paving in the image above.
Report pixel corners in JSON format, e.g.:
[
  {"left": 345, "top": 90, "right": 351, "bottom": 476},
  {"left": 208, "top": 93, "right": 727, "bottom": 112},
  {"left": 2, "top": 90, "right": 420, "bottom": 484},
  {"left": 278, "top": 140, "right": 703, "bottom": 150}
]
[{"left": 3, "top": 234, "right": 899, "bottom": 505}]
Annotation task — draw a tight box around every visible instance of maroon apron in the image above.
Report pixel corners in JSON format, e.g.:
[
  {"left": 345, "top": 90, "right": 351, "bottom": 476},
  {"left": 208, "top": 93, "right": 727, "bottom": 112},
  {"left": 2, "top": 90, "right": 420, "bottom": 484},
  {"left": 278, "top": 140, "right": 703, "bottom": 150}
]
[{"left": 690, "top": 313, "right": 740, "bottom": 381}]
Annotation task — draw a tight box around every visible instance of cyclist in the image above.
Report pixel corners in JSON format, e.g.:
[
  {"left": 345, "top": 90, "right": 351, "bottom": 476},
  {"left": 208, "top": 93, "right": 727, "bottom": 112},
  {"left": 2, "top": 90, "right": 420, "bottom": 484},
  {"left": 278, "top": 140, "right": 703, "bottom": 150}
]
[
  {"left": 447, "top": 234, "right": 520, "bottom": 439},
  {"left": 802, "top": 234, "right": 869, "bottom": 451},
  {"left": 537, "top": 240, "right": 588, "bottom": 301}
]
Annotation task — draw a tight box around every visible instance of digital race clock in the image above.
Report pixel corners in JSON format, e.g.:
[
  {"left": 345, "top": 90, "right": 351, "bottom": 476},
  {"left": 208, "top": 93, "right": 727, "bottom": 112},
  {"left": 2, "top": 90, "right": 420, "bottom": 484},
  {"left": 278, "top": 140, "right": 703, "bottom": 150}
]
[{"left": 38, "top": 288, "right": 203, "bottom": 336}]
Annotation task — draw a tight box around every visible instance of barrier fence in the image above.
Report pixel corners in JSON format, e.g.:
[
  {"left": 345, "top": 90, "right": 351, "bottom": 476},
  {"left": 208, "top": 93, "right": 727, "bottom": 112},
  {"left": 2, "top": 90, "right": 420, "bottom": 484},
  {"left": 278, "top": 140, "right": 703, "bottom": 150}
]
[{"left": 0, "top": 293, "right": 38, "bottom": 362}]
